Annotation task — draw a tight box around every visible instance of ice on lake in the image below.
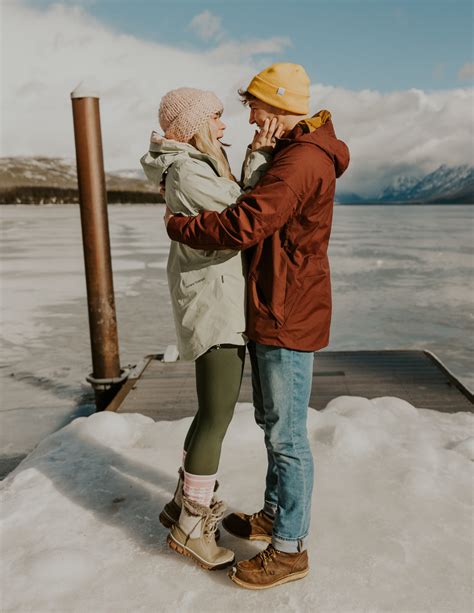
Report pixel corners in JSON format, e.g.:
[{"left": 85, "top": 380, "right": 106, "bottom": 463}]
[{"left": 1, "top": 204, "right": 473, "bottom": 467}]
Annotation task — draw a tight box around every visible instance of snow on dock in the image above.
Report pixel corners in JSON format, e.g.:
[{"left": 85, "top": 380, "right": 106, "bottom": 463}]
[
  {"left": 1, "top": 397, "right": 472, "bottom": 612},
  {"left": 109, "top": 350, "right": 473, "bottom": 418},
  {"left": 1, "top": 351, "right": 472, "bottom": 611}
]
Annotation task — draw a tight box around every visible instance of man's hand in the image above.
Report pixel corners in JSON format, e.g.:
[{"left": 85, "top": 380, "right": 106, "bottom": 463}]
[
  {"left": 251, "top": 117, "right": 284, "bottom": 152},
  {"left": 164, "top": 206, "right": 173, "bottom": 227}
]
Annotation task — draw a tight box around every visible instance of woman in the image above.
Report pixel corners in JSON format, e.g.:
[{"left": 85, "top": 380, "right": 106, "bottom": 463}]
[{"left": 141, "top": 87, "right": 282, "bottom": 570}]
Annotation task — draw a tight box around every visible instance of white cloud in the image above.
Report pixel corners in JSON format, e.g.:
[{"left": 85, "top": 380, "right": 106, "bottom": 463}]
[
  {"left": 188, "top": 10, "right": 224, "bottom": 42},
  {"left": 206, "top": 37, "right": 292, "bottom": 63},
  {"left": 457, "top": 62, "right": 474, "bottom": 81},
  {"left": 0, "top": 2, "right": 276, "bottom": 172},
  {"left": 2, "top": 2, "right": 473, "bottom": 197},
  {"left": 315, "top": 85, "right": 474, "bottom": 195}
]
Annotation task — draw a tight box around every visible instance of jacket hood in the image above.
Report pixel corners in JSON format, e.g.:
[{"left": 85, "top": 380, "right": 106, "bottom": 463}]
[
  {"left": 141, "top": 131, "right": 220, "bottom": 183},
  {"left": 289, "top": 110, "right": 350, "bottom": 178}
]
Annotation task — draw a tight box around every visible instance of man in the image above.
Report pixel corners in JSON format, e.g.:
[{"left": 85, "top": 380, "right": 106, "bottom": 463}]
[{"left": 166, "top": 62, "right": 350, "bottom": 589}]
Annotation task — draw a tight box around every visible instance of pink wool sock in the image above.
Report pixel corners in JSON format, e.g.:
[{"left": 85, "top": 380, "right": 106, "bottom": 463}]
[{"left": 183, "top": 470, "right": 217, "bottom": 507}]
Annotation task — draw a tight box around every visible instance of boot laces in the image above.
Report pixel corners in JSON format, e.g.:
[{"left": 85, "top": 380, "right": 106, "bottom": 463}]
[
  {"left": 203, "top": 500, "right": 225, "bottom": 540},
  {"left": 250, "top": 509, "right": 267, "bottom": 521},
  {"left": 257, "top": 545, "right": 276, "bottom": 570}
]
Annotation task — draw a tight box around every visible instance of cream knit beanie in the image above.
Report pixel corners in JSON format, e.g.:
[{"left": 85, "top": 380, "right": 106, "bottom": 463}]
[{"left": 159, "top": 87, "right": 224, "bottom": 142}]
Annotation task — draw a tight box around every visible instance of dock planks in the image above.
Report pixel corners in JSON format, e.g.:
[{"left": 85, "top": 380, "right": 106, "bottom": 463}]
[{"left": 109, "top": 350, "right": 473, "bottom": 420}]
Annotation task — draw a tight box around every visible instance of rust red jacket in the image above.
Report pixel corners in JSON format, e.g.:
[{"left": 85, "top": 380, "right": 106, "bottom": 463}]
[{"left": 167, "top": 112, "right": 350, "bottom": 351}]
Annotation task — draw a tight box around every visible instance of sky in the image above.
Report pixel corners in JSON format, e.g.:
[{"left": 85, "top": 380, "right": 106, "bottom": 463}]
[
  {"left": 1, "top": 0, "right": 473, "bottom": 195},
  {"left": 25, "top": 0, "right": 474, "bottom": 92}
]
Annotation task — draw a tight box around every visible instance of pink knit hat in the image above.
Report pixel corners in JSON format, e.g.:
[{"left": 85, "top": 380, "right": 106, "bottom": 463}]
[{"left": 159, "top": 87, "right": 224, "bottom": 142}]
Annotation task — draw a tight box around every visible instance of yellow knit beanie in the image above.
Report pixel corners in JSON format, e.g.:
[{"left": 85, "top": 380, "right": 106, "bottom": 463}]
[{"left": 246, "top": 63, "right": 310, "bottom": 115}]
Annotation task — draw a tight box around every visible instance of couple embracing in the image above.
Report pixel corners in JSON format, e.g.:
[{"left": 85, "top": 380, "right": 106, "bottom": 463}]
[{"left": 141, "top": 62, "right": 349, "bottom": 590}]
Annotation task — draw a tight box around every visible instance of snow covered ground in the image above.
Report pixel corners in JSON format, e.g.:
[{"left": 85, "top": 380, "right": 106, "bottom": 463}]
[{"left": 1, "top": 400, "right": 472, "bottom": 612}]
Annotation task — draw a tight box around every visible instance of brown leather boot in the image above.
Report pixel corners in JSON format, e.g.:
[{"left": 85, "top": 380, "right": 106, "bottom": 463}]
[
  {"left": 228, "top": 544, "right": 309, "bottom": 590},
  {"left": 222, "top": 509, "right": 273, "bottom": 543}
]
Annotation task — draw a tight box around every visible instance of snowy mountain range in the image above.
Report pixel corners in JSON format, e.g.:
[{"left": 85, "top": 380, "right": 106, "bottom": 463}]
[
  {"left": 0, "top": 157, "right": 160, "bottom": 204},
  {"left": 0, "top": 157, "right": 472, "bottom": 204},
  {"left": 337, "top": 165, "right": 474, "bottom": 204}
]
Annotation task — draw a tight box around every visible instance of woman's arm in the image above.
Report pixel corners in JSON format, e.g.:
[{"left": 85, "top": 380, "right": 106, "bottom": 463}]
[
  {"left": 241, "top": 148, "right": 273, "bottom": 191},
  {"left": 241, "top": 118, "right": 284, "bottom": 189}
]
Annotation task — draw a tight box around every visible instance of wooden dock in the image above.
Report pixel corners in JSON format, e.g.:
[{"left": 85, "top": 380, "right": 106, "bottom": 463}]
[{"left": 108, "top": 350, "right": 473, "bottom": 418}]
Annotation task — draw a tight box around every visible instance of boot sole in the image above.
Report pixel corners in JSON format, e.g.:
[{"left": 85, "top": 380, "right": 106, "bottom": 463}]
[
  {"left": 222, "top": 521, "right": 272, "bottom": 543},
  {"left": 228, "top": 568, "right": 309, "bottom": 590},
  {"left": 167, "top": 534, "right": 234, "bottom": 571}
]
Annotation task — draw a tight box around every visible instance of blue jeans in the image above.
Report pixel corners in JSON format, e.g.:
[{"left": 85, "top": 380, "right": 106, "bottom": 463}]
[{"left": 248, "top": 341, "right": 314, "bottom": 553}]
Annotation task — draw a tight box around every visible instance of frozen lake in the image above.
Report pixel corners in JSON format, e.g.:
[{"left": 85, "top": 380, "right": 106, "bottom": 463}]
[{"left": 1, "top": 204, "right": 473, "bottom": 470}]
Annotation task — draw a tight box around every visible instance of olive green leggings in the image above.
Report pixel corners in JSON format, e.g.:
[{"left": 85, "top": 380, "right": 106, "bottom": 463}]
[{"left": 183, "top": 344, "right": 246, "bottom": 475}]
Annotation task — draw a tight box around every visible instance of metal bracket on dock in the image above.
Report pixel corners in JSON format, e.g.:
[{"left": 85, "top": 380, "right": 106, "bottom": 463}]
[{"left": 86, "top": 366, "right": 132, "bottom": 391}]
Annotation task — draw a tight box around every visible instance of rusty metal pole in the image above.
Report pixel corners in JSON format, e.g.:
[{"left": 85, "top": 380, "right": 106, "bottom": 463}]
[{"left": 71, "top": 85, "right": 125, "bottom": 410}]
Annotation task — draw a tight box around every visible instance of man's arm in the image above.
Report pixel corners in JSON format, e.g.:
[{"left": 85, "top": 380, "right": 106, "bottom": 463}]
[
  {"left": 166, "top": 173, "right": 299, "bottom": 251},
  {"left": 166, "top": 143, "right": 310, "bottom": 251}
]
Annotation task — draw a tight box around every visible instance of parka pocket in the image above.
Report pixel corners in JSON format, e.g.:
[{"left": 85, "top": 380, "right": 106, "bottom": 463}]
[
  {"left": 249, "top": 257, "right": 327, "bottom": 329},
  {"left": 168, "top": 269, "right": 207, "bottom": 310},
  {"left": 248, "top": 276, "right": 276, "bottom": 323},
  {"left": 248, "top": 257, "right": 289, "bottom": 327}
]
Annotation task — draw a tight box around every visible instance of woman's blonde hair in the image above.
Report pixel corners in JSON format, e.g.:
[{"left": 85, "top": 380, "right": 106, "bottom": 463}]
[{"left": 189, "top": 121, "right": 236, "bottom": 182}]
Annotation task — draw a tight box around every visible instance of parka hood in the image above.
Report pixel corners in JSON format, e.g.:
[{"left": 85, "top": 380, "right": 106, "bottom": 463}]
[
  {"left": 140, "top": 131, "right": 220, "bottom": 184},
  {"left": 289, "top": 110, "right": 350, "bottom": 178}
]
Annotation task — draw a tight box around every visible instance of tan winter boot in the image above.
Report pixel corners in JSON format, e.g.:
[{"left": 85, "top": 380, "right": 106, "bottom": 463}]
[
  {"left": 159, "top": 469, "right": 221, "bottom": 538},
  {"left": 167, "top": 496, "right": 235, "bottom": 570}
]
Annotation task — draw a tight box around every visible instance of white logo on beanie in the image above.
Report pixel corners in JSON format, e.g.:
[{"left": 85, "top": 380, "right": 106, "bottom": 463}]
[{"left": 276, "top": 87, "right": 286, "bottom": 96}]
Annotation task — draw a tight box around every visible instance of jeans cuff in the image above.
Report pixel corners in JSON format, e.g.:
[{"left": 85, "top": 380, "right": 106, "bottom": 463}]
[
  {"left": 272, "top": 535, "right": 307, "bottom": 553},
  {"left": 263, "top": 500, "right": 277, "bottom": 519}
]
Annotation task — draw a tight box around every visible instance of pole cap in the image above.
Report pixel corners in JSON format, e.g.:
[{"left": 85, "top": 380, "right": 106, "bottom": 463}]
[{"left": 71, "top": 80, "right": 100, "bottom": 99}]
